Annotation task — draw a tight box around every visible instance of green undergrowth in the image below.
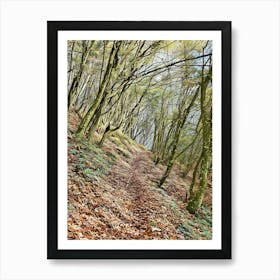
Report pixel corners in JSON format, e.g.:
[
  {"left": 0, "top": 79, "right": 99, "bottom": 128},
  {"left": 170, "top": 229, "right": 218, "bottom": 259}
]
[
  {"left": 178, "top": 205, "right": 212, "bottom": 240},
  {"left": 69, "top": 136, "right": 117, "bottom": 182},
  {"left": 109, "top": 136, "right": 132, "bottom": 158},
  {"left": 108, "top": 131, "right": 145, "bottom": 158},
  {"left": 112, "top": 131, "right": 146, "bottom": 152},
  {"left": 68, "top": 129, "right": 141, "bottom": 182},
  {"left": 152, "top": 186, "right": 212, "bottom": 240}
]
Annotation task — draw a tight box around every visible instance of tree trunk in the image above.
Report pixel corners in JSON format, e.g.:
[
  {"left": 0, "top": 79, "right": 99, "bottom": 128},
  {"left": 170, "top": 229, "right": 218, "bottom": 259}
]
[
  {"left": 68, "top": 41, "right": 93, "bottom": 109},
  {"left": 158, "top": 86, "right": 200, "bottom": 187},
  {"left": 186, "top": 48, "right": 212, "bottom": 214},
  {"left": 76, "top": 41, "right": 121, "bottom": 138},
  {"left": 76, "top": 93, "right": 105, "bottom": 137},
  {"left": 87, "top": 95, "right": 107, "bottom": 140},
  {"left": 186, "top": 149, "right": 211, "bottom": 214},
  {"left": 99, "top": 125, "right": 120, "bottom": 147}
]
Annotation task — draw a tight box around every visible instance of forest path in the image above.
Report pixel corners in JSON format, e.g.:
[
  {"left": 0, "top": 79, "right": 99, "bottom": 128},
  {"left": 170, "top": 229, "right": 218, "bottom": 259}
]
[
  {"left": 103, "top": 150, "right": 163, "bottom": 239},
  {"left": 124, "top": 152, "right": 153, "bottom": 232},
  {"left": 67, "top": 126, "right": 212, "bottom": 240}
]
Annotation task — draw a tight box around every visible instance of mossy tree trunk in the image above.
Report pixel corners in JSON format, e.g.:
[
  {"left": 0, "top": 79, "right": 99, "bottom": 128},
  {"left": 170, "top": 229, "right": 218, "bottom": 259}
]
[
  {"left": 186, "top": 140, "right": 211, "bottom": 214},
  {"left": 68, "top": 41, "right": 94, "bottom": 109},
  {"left": 99, "top": 125, "right": 121, "bottom": 147},
  {"left": 76, "top": 41, "right": 121, "bottom": 138},
  {"left": 158, "top": 85, "right": 201, "bottom": 188},
  {"left": 87, "top": 95, "right": 107, "bottom": 140},
  {"left": 187, "top": 46, "right": 212, "bottom": 214}
]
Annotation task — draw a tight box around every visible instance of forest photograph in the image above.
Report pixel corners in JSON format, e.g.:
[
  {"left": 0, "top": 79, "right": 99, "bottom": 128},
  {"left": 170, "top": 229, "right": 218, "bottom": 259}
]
[{"left": 67, "top": 39, "right": 213, "bottom": 240}]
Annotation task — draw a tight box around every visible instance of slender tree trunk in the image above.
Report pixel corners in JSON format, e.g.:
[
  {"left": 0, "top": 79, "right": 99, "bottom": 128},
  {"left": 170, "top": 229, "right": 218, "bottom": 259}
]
[
  {"left": 68, "top": 41, "right": 94, "bottom": 109},
  {"left": 76, "top": 92, "right": 105, "bottom": 137},
  {"left": 87, "top": 96, "right": 107, "bottom": 140},
  {"left": 158, "top": 154, "right": 176, "bottom": 187},
  {"left": 99, "top": 125, "right": 120, "bottom": 147},
  {"left": 186, "top": 147, "right": 211, "bottom": 213},
  {"left": 158, "top": 86, "right": 200, "bottom": 187},
  {"left": 186, "top": 47, "right": 212, "bottom": 213},
  {"left": 68, "top": 41, "right": 75, "bottom": 87},
  {"left": 76, "top": 41, "right": 121, "bottom": 138}
]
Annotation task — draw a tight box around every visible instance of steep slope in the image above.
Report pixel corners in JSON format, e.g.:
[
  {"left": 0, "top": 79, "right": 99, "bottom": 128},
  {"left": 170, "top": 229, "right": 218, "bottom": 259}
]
[{"left": 67, "top": 113, "right": 212, "bottom": 240}]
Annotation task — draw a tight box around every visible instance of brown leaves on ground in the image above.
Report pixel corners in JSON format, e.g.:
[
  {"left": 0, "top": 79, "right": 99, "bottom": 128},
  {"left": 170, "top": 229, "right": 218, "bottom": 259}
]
[{"left": 67, "top": 123, "right": 212, "bottom": 240}]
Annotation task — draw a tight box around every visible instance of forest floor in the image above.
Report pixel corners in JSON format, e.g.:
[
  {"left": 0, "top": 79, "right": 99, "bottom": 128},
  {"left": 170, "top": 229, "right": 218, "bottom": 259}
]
[{"left": 67, "top": 113, "right": 212, "bottom": 240}]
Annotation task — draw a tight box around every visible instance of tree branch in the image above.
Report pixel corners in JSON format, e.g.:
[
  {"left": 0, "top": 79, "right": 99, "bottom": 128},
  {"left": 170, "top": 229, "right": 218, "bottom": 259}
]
[{"left": 136, "top": 53, "right": 212, "bottom": 77}]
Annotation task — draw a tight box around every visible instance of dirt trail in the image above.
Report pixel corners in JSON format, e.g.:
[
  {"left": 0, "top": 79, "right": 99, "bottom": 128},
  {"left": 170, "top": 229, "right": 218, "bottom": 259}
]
[
  {"left": 103, "top": 151, "right": 158, "bottom": 238},
  {"left": 124, "top": 153, "right": 151, "bottom": 232},
  {"left": 67, "top": 114, "right": 212, "bottom": 240},
  {"left": 96, "top": 145, "right": 198, "bottom": 240}
]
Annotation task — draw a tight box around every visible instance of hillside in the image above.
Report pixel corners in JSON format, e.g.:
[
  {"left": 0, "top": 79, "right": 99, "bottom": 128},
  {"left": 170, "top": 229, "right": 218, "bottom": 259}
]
[{"left": 67, "top": 113, "right": 212, "bottom": 240}]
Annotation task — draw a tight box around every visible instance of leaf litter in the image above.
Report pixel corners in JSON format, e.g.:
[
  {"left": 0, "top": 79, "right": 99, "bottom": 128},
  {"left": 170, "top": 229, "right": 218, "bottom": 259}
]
[{"left": 67, "top": 114, "right": 212, "bottom": 240}]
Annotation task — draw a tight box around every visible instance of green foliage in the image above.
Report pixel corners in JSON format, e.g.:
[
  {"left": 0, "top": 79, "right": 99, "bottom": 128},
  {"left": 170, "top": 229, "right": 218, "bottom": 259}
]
[
  {"left": 109, "top": 135, "right": 133, "bottom": 158},
  {"left": 110, "top": 136, "right": 123, "bottom": 147},
  {"left": 150, "top": 185, "right": 212, "bottom": 240},
  {"left": 69, "top": 137, "right": 116, "bottom": 182},
  {"left": 178, "top": 205, "right": 212, "bottom": 240},
  {"left": 105, "top": 150, "right": 118, "bottom": 161},
  {"left": 177, "top": 225, "right": 195, "bottom": 239},
  {"left": 150, "top": 221, "right": 156, "bottom": 227}
]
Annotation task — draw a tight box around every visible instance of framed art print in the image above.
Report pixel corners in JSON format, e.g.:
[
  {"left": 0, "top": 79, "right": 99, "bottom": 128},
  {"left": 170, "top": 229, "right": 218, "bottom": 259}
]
[{"left": 47, "top": 21, "right": 231, "bottom": 259}]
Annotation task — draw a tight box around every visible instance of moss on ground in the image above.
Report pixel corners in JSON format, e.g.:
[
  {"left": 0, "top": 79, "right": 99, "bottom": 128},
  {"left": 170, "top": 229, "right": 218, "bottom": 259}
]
[{"left": 69, "top": 136, "right": 116, "bottom": 182}]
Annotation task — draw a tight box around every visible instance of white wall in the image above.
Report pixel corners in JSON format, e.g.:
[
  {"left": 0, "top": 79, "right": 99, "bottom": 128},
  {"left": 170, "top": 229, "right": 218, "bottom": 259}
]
[{"left": 0, "top": 0, "right": 279, "bottom": 279}]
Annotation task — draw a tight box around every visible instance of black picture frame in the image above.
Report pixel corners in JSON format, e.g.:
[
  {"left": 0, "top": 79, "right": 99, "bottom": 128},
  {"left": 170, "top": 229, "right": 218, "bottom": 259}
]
[{"left": 47, "top": 21, "right": 231, "bottom": 259}]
